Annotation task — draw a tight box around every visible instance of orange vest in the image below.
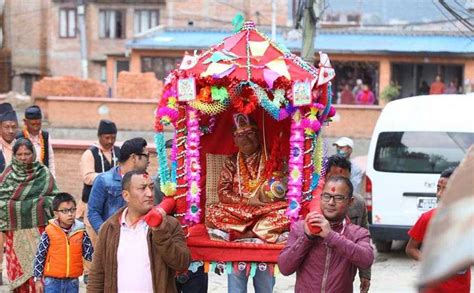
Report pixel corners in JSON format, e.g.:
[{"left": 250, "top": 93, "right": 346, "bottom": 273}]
[{"left": 44, "top": 220, "right": 85, "bottom": 278}]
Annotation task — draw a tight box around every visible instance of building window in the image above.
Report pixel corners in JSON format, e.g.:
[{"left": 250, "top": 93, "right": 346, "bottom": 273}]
[
  {"left": 141, "top": 57, "right": 181, "bottom": 80},
  {"left": 332, "top": 61, "right": 379, "bottom": 105},
  {"left": 134, "top": 10, "right": 159, "bottom": 35},
  {"left": 99, "top": 10, "right": 125, "bottom": 39},
  {"left": 59, "top": 8, "right": 77, "bottom": 38}
]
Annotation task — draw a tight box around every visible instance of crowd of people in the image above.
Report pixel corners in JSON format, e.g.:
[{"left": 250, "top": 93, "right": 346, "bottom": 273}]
[
  {"left": 336, "top": 79, "right": 376, "bottom": 105},
  {"left": 0, "top": 103, "right": 470, "bottom": 293}
]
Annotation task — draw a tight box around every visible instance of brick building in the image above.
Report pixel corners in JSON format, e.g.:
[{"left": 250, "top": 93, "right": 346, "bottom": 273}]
[
  {"left": 1, "top": 0, "right": 294, "bottom": 95},
  {"left": 2, "top": 0, "right": 166, "bottom": 95}
]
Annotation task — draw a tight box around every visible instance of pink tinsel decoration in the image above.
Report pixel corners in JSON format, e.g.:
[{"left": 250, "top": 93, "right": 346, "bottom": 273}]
[{"left": 185, "top": 107, "right": 202, "bottom": 224}]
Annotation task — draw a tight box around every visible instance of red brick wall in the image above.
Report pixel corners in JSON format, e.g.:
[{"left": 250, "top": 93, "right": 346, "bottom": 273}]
[
  {"left": 53, "top": 140, "right": 158, "bottom": 201},
  {"left": 116, "top": 72, "right": 163, "bottom": 99},
  {"left": 35, "top": 96, "right": 159, "bottom": 130},
  {"left": 324, "top": 105, "right": 382, "bottom": 138},
  {"left": 32, "top": 76, "right": 108, "bottom": 98},
  {"left": 36, "top": 96, "right": 381, "bottom": 137}
]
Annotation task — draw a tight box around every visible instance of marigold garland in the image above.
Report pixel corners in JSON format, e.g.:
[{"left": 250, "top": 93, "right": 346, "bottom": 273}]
[{"left": 23, "top": 127, "right": 45, "bottom": 163}]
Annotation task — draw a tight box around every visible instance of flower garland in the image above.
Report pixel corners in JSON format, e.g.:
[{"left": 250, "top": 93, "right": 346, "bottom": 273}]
[
  {"left": 286, "top": 109, "right": 304, "bottom": 221},
  {"left": 185, "top": 107, "right": 202, "bottom": 223},
  {"left": 157, "top": 86, "right": 179, "bottom": 126},
  {"left": 174, "top": 107, "right": 189, "bottom": 224},
  {"left": 231, "top": 84, "right": 258, "bottom": 114},
  {"left": 154, "top": 132, "right": 177, "bottom": 196},
  {"left": 23, "top": 128, "right": 45, "bottom": 163}
]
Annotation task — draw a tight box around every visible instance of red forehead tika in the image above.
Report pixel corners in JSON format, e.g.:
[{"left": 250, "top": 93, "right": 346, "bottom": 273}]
[
  {"left": 143, "top": 173, "right": 149, "bottom": 179},
  {"left": 331, "top": 187, "right": 336, "bottom": 192}
]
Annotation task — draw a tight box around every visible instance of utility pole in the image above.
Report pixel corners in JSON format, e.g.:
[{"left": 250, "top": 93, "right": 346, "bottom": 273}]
[
  {"left": 271, "top": 0, "right": 276, "bottom": 40},
  {"left": 77, "top": 0, "right": 88, "bottom": 79},
  {"left": 299, "top": 0, "right": 325, "bottom": 64}
]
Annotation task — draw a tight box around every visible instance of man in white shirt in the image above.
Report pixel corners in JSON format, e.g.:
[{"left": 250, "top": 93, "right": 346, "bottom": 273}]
[{"left": 88, "top": 170, "right": 191, "bottom": 292}]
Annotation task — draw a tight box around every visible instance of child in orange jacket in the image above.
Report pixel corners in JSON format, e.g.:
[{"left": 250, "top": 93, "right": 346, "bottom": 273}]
[{"left": 33, "top": 193, "right": 93, "bottom": 293}]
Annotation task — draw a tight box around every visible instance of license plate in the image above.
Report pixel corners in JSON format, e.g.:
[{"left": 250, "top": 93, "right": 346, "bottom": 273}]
[{"left": 417, "top": 197, "right": 437, "bottom": 211}]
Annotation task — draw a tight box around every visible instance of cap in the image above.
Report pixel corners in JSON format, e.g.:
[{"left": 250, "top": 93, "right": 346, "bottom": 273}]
[
  {"left": 97, "top": 119, "right": 117, "bottom": 136},
  {"left": 25, "top": 105, "right": 42, "bottom": 120},
  {"left": 0, "top": 103, "right": 18, "bottom": 123},
  {"left": 333, "top": 137, "right": 354, "bottom": 148}
]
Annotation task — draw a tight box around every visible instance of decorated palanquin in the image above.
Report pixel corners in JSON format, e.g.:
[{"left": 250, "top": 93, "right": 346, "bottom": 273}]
[{"left": 154, "top": 21, "right": 336, "bottom": 274}]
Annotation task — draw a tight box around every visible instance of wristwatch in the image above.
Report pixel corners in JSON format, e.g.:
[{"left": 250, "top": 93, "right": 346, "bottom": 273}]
[{"left": 33, "top": 277, "right": 41, "bottom": 282}]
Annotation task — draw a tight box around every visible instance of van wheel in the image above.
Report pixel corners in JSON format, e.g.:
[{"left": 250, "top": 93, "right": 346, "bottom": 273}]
[{"left": 375, "top": 240, "right": 392, "bottom": 253}]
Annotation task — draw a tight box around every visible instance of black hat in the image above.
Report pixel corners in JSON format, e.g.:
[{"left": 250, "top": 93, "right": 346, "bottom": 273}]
[
  {"left": 97, "top": 119, "right": 117, "bottom": 136},
  {"left": 0, "top": 103, "right": 18, "bottom": 122},
  {"left": 25, "top": 105, "right": 42, "bottom": 120}
]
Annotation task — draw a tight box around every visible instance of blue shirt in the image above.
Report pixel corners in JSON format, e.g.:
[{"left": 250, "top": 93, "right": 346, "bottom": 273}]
[{"left": 87, "top": 166, "right": 125, "bottom": 232}]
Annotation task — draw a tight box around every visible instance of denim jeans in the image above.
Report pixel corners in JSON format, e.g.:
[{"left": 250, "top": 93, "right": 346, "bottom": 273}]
[
  {"left": 176, "top": 265, "right": 208, "bottom": 293},
  {"left": 228, "top": 266, "right": 275, "bottom": 293},
  {"left": 44, "top": 277, "right": 79, "bottom": 293}
]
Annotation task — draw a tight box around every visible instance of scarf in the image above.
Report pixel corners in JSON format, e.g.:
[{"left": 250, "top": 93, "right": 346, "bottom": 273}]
[{"left": 0, "top": 157, "right": 59, "bottom": 231}]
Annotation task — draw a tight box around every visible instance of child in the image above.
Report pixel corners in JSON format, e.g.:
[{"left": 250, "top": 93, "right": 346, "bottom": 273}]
[
  {"left": 406, "top": 167, "right": 471, "bottom": 292},
  {"left": 33, "top": 193, "right": 93, "bottom": 293}
]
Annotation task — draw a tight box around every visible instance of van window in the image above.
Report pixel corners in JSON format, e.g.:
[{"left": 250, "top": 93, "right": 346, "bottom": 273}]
[{"left": 374, "top": 131, "right": 474, "bottom": 173}]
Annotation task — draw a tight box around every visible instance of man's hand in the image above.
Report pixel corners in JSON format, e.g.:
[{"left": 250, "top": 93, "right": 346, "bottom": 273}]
[
  {"left": 247, "top": 196, "right": 264, "bottom": 206},
  {"left": 304, "top": 213, "right": 331, "bottom": 238},
  {"left": 35, "top": 280, "right": 44, "bottom": 293},
  {"left": 360, "top": 277, "right": 370, "bottom": 293},
  {"left": 144, "top": 207, "right": 166, "bottom": 230}
]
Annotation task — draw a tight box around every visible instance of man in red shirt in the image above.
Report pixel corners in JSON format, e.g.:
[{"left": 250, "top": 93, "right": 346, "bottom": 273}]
[
  {"left": 406, "top": 167, "right": 471, "bottom": 292},
  {"left": 429, "top": 75, "right": 445, "bottom": 95}
]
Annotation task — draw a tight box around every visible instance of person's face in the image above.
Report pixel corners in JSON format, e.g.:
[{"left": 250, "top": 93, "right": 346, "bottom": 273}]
[
  {"left": 15, "top": 145, "right": 34, "bottom": 164},
  {"left": 326, "top": 166, "right": 350, "bottom": 180},
  {"left": 54, "top": 201, "right": 76, "bottom": 228},
  {"left": 362, "top": 84, "right": 369, "bottom": 91},
  {"left": 436, "top": 75, "right": 441, "bottom": 82},
  {"left": 24, "top": 118, "right": 41, "bottom": 134},
  {"left": 98, "top": 134, "right": 116, "bottom": 150},
  {"left": 436, "top": 177, "right": 449, "bottom": 201},
  {"left": 320, "top": 180, "right": 353, "bottom": 222},
  {"left": 132, "top": 147, "right": 150, "bottom": 172},
  {"left": 123, "top": 174, "right": 154, "bottom": 215},
  {"left": 234, "top": 128, "right": 260, "bottom": 156},
  {"left": 1, "top": 121, "right": 18, "bottom": 143},
  {"left": 336, "top": 145, "right": 352, "bottom": 158}
]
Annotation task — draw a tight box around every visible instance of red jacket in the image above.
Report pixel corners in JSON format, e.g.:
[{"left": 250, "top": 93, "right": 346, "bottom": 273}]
[{"left": 278, "top": 220, "right": 374, "bottom": 293}]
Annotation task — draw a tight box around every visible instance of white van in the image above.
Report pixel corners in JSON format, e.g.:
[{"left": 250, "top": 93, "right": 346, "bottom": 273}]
[{"left": 366, "top": 94, "right": 474, "bottom": 252}]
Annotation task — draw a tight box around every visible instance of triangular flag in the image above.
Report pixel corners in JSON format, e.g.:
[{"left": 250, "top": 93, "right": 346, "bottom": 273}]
[
  {"left": 265, "top": 58, "right": 290, "bottom": 80},
  {"left": 203, "top": 51, "right": 237, "bottom": 64},
  {"left": 263, "top": 68, "right": 280, "bottom": 89},
  {"left": 224, "top": 32, "right": 245, "bottom": 51},
  {"left": 249, "top": 41, "right": 269, "bottom": 57},
  {"left": 201, "top": 63, "right": 234, "bottom": 77},
  {"left": 179, "top": 54, "right": 198, "bottom": 70}
]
